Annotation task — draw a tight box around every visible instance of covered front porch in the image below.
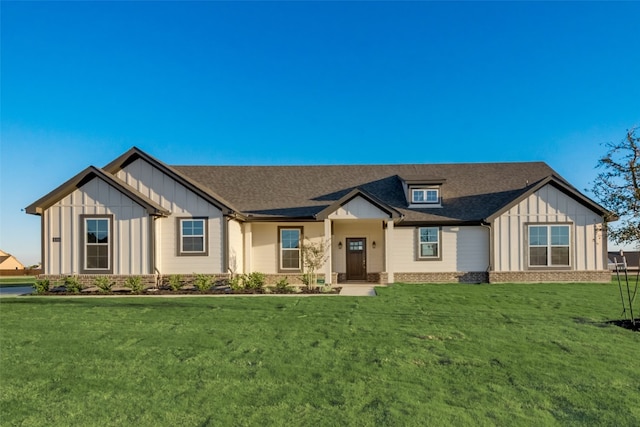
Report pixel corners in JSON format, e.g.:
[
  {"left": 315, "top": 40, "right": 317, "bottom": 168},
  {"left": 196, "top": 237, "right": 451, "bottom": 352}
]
[{"left": 317, "top": 188, "right": 401, "bottom": 285}]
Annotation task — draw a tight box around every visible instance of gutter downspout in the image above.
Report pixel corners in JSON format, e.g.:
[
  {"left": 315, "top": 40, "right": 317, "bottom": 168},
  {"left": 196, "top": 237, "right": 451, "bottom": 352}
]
[
  {"left": 152, "top": 216, "right": 161, "bottom": 286},
  {"left": 480, "top": 221, "right": 493, "bottom": 281},
  {"left": 223, "top": 213, "right": 231, "bottom": 276}
]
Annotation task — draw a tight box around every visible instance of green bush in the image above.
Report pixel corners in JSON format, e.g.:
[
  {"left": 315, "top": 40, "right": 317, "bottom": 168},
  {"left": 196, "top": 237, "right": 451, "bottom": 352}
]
[
  {"left": 244, "top": 272, "right": 266, "bottom": 290},
  {"left": 194, "top": 274, "right": 213, "bottom": 291},
  {"left": 125, "top": 276, "right": 144, "bottom": 293},
  {"left": 228, "top": 274, "right": 245, "bottom": 290},
  {"left": 168, "top": 274, "right": 183, "bottom": 291},
  {"left": 64, "top": 276, "right": 82, "bottom": 293},
  {"left": 33, "top": 279, "right": 50, "bottom": 294},
  {"left": 274, "top": 277, "right": 295, "bottom": 293},
  {"left": 94, "top": 276, "right": 113, "bottom": 293}
]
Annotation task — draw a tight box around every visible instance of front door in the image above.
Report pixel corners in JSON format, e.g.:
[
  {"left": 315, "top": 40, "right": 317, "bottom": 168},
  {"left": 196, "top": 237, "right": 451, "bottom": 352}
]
[{"left": 346, "top": 238, "right": 366, "bottom": 281}]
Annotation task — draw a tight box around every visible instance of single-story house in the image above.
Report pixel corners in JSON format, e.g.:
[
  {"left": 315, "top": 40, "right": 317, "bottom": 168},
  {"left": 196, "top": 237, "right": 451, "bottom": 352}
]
[
  {"left": 26, "top": 147, "right": 613, "bottom": 287},
  {"left": 0, "top": 249, "right": 25, "bottom": 271}
]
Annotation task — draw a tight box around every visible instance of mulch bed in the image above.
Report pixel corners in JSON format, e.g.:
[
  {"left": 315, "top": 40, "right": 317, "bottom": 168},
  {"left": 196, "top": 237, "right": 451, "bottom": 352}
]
[{"left": 606, "top": 319, "right": 640, "bottom": 332}]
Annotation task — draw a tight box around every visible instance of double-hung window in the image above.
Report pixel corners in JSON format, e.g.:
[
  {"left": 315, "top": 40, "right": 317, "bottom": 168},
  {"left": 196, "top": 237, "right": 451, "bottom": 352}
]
[
  {"left": 418, "top": 227, "right": 440, "bottom": 259},
  {"left": 279, "top": 227, "right": 302, "bottom": 271},
  {"left": 411, "top": 188, "right": 439, "bottom": 204},
  {"left": 528, "top": 224, "right": 570, "bottom": 267},
  {"left": 179, "top": 218, "right": 207, "bottom": 256},
  {"left": 83, "top": 216, "right": 112, "bottom": 272}
]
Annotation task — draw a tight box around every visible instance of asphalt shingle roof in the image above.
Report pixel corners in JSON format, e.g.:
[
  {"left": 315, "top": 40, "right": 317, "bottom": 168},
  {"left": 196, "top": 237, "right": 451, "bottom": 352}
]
[{"left": 173, "top": 162, "right": 564, "bottom": 223}]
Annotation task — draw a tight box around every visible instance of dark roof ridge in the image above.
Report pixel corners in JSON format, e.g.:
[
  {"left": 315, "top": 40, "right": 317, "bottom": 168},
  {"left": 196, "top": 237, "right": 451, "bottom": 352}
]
[{"left": 171, "top": 160, "right": 551, "bottom": 168}]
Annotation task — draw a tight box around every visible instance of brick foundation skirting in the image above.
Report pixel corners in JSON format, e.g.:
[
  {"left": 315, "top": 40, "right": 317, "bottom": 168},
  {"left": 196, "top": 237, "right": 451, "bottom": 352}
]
[
  {"left": 394, "top": 272, "right": 488, "bottom": 284},
  {"left": 488, "top": 270, "right": 611, "bottom": 283},
  {"left": 261, "top": 274, "right": 327, "bottom": 285}
]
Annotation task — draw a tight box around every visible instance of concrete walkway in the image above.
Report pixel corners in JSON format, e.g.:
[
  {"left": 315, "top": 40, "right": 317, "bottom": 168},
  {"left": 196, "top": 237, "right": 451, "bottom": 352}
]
[{"left": 339, "top": 284, "right": 378, "bottom": 296}]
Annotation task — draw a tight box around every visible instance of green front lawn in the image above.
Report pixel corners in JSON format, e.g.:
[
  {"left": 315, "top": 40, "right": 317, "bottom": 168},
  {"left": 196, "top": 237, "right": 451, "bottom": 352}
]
[{"left": 1, "top": 283, "right": 638, "bottom": 426}]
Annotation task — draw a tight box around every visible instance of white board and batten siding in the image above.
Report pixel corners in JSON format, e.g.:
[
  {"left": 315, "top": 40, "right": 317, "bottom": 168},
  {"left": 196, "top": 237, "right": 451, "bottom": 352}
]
[
  {"left": 43, "top": 177, "right": 151, "bottom": 275},
  {"left": 493, "top": 184, "right": 606, "bottom": 271},
  {"left": 116, "top": 158, "right": 224, "bottom": 274},
  {"left": 390, "top": 226, "right": 489, "bottom": 273},
  {"left": 328, "top": 196, "right": 389, "bottom": 220}
]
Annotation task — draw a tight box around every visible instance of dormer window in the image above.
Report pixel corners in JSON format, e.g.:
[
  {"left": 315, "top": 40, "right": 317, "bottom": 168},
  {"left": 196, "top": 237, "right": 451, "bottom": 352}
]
[{"left": 411, "top": 188, "right": 439, "bottom": 204}]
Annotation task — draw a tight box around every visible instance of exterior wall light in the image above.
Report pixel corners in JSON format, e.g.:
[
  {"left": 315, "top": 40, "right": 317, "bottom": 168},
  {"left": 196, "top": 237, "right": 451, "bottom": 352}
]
[
  {"left": 338, "top": 241, "right": 343, "bottom": 249},
  {"left": 372, "top": 241, "right": 377, "bottom": 249}
]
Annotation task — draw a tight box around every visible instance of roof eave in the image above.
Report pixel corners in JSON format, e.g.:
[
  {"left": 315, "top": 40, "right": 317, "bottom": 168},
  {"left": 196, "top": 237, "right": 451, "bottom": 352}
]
[{"left": 25, "top": 166, "right": 170, "bottom": 217}]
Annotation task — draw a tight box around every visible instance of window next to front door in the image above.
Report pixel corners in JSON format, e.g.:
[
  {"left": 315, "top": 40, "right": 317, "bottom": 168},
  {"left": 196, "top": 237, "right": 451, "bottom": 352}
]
[
  {"left": 279, "top": 227, "right": 303, "bottom": 272},
  {"left": 81, "top": 215, "right": 113, "bottom": 274}
]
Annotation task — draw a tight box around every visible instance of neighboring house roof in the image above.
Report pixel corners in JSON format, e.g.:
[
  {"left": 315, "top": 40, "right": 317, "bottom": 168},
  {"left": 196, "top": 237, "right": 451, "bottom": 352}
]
[
  {"left": 174, "top": 161, "right": 610, "bottom": 224},
  {"left": 608, "top": 251, "right": 640, "bottom": 269},
  {"left": 25, "top": 166, "right": 170, "bottom": 216},
  {"left": 0, "top": 250, "right": 25, "bottom": 270}
]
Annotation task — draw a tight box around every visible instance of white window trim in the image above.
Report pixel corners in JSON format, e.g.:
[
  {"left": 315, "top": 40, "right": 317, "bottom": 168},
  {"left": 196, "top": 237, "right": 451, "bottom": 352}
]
[
  {"left": 527, "top": 224, "right": 571, "bottom": 268},
  {"left": 409, "top": 187, "right": 442, "bottom": 208},
  {"left": 279, "top": 227, "right": 302, "bottom": 272},
  {"left": 417, "top": 226, "right": 441, "bottom": 260},
  {"left": 178, "top": 218, "right": 208, "bottom": 256}
]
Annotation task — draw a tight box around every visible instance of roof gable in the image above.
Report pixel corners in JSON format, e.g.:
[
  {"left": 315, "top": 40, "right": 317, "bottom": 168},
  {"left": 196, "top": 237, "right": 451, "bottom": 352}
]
[
  {"left": 103, "top": 147, "right": 238, "bottom": 215},
  {"left": 316, "top": 188, "right": 402, "bottom": 220},
  {"left": 25, "top": 166, "right": 170, "bottom": 216},
  {"left": 485, "top": 175, "right": 612, "bottom": 222}
]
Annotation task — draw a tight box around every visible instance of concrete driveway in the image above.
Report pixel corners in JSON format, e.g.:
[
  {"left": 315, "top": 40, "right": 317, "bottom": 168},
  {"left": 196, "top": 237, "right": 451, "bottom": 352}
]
[{"left": 0, "top": 286, "right": 34, "bottom": 296}]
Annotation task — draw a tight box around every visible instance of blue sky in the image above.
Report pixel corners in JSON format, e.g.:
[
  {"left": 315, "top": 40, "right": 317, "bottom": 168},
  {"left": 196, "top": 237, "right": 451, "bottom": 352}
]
[{"left": 1, "top": 1, "right": 639, "bottom": 265}]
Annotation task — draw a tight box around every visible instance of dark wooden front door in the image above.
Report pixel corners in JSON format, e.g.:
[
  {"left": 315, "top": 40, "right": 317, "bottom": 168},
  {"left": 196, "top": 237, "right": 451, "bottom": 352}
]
[{"left": 346, "top": 238, "right": 366, "bottom": 281}]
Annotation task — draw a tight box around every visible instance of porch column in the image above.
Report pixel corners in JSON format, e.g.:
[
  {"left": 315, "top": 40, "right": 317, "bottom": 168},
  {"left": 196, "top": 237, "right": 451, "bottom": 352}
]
[
  {"left": 324, "top": 219, "right": 333, "bottom": 284},
  {"left": 243, "top": 223, "right": 252, "bottom": 274},
  {"left": 384, "top": 220, "right": 394, "bottom": 284}
]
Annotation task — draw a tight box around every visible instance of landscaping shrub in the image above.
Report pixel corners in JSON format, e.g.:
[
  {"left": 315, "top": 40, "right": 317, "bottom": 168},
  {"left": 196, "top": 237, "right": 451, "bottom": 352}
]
[
  {"left": 93, "top": 276, "right": 113, "bottom": 293},
  {"left": 274, "top": 277, "right": 295, "bottom": 293},
  {"left": 125, "top": 276, "right": 143, "bottom": 293},
  {"left": 194, "top": 274, "right": 213, "bottom": 291},
  {"left": 244, "top": 272, "right": 265, "bottom": 290},
  {"left": 168, "top": 274, "right": 182, "bottom": 291},
  {"left": 33, "top": 279, "right": 50, "bottom": 294},
  {"left": 64, "top": 276, "right": 82, "bottom": 293},
  {"left": 228, "top": 274, "right": 244, "bottom": 290}
]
